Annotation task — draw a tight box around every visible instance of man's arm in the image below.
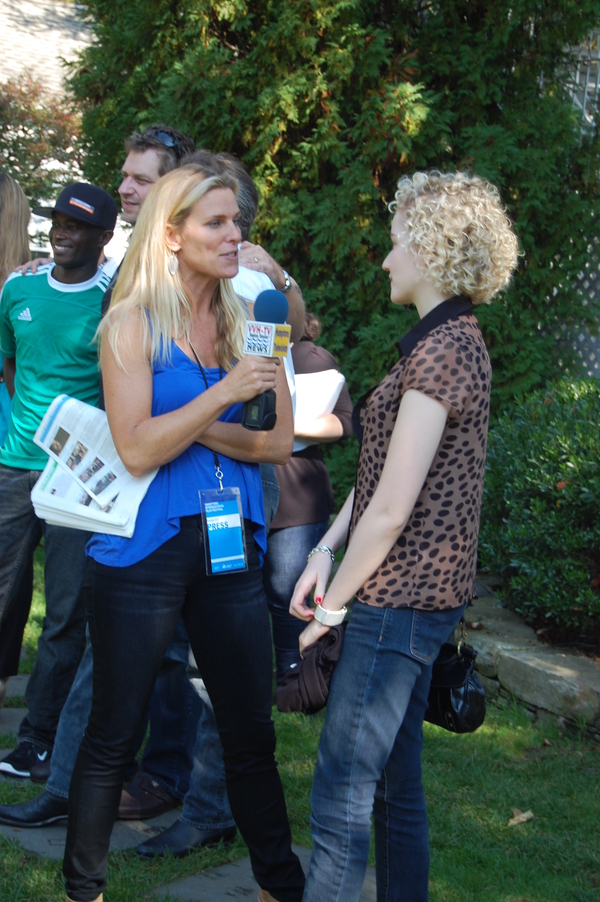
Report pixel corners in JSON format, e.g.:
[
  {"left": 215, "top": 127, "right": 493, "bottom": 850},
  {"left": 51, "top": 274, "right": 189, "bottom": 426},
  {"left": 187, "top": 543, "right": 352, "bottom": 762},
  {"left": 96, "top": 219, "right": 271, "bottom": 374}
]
[
  {"left": 238, "top": 241, "right": 305, "bottom": 341},
  {"left": 3, "top": 357, "right": 16, "bottom": 398}
]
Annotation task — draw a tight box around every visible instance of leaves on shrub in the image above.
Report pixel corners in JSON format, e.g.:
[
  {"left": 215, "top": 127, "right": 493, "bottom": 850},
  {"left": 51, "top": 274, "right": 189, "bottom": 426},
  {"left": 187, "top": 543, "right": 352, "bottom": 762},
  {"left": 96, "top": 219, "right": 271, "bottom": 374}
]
[
  {"left": 67, "top": 1, "right": 600, "bottom": 434},
  {"left": 480, "top": 378, "right": 600, "bottom": 633},
  {"left": 0, "top": 72, "right": 83, "bottom": 204}
]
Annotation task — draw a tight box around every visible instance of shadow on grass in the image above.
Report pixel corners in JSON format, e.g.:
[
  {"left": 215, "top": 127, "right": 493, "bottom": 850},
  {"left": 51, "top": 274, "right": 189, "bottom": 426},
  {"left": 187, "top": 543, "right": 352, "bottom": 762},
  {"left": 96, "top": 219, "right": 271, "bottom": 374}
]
[
  {"left": 6, "top": 548, "right": 599, "bottom": 901},
  {"left": 1, "top": 700, "right": 598, "bottom": 901}
]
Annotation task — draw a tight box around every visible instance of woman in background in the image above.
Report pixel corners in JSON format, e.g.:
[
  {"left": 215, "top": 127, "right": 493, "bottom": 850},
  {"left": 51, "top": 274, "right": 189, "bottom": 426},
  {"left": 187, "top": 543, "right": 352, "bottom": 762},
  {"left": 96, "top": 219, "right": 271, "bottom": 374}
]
[
  {"left": 264, "top": 311, "right": 353, "bottom": 683},
  {"left": 0, "top": 173, "right": 32, "bottom": 713}
]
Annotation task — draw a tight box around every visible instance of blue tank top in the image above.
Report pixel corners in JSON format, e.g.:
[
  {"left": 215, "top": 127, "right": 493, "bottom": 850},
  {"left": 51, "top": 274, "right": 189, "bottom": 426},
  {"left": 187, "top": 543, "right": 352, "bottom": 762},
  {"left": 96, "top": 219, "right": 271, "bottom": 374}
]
[{"left": 86, "top": 342, "right": 266, "bottom": 568}]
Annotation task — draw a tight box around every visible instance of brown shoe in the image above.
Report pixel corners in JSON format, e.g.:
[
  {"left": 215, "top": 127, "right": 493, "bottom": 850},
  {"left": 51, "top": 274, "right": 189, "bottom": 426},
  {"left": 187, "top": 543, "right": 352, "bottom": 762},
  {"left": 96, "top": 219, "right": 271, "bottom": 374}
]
[
  {"left": 117, "top": 772, "right": 179, "bottom": 820},
  {"left": 257, "top": 890, "right": 281, "bottom": 902}
]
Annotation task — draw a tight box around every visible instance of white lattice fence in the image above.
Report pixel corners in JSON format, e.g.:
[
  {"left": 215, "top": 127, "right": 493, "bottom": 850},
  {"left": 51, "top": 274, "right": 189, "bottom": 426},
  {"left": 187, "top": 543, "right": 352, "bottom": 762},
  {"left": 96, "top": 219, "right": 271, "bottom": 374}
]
[
  {"left": 568, "top": 29, "right": 600, "bottom": 127},
  {"left": 571, "top": 260, "right": 600, "bottom": 376}
]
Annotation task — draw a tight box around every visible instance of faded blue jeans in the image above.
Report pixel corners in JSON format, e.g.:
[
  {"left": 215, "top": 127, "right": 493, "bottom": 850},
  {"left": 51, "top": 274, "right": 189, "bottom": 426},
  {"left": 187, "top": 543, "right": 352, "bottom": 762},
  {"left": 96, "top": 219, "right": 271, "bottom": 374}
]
[
  {"left": 303, "top": 601, "right": 465, "bottom": 902},
  {"left": 0, "top": 464, "right": 88, "bottom": 751}
]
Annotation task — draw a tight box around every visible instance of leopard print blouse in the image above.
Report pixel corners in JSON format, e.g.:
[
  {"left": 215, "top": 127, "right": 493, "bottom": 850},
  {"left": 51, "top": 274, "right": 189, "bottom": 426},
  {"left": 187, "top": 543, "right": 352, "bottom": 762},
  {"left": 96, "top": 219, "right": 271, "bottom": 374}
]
[{"left": 349, "top": 310, "right": 491, "bottom": 611}]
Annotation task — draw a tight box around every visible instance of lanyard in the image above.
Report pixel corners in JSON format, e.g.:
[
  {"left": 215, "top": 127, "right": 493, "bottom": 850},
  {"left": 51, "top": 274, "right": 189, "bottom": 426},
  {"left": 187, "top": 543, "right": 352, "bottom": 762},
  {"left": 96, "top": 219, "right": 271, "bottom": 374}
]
[{"left": 189, "top": 340, "right": 225, "bottom": 491}]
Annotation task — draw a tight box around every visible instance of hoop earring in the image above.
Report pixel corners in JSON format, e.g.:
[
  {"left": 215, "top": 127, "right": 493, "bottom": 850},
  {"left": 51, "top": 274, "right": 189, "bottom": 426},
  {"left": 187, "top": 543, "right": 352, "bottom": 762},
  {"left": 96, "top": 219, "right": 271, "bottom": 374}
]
[{"left": 167, "top": 252, "right": 179, "bottom": 276}]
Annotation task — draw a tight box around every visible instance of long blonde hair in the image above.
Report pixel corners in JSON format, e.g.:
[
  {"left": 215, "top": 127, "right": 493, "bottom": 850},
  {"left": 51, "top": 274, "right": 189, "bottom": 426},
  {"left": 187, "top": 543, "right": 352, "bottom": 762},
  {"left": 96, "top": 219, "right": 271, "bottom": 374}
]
[
  {"left": 0, "top": 173, "right": 30, "bottom": 286},
  {"left": 104, "top": 164, "right": 248, "bottom": 370}
]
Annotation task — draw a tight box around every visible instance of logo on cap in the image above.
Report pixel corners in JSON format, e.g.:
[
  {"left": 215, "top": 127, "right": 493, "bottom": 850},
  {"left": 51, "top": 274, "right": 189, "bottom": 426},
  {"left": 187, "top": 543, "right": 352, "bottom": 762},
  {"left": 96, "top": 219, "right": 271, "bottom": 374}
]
[{"left": 69, "top": 197, "right": 95, "bottom": 216}]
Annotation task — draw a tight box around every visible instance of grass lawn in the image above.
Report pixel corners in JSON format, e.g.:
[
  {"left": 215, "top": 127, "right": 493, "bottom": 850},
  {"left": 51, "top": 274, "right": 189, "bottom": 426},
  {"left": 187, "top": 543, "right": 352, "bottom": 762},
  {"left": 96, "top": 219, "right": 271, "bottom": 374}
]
[{"left": 1, "top": 556, "right": 598, "bottom": 900}]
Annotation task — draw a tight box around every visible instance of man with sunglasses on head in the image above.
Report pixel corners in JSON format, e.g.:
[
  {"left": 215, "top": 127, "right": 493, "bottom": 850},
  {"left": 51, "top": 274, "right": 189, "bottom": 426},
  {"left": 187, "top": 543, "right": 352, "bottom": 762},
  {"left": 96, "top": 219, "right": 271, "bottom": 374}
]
[{"left": 118, "top": 126, "right": 196, "bottom": 221}]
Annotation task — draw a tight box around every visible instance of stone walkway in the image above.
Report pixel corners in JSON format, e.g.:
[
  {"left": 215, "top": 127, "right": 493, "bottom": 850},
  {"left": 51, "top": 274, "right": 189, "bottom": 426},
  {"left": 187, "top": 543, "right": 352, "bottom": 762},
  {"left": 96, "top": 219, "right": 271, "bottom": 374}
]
[
  {"left": 0, "top": 0, "right": 91, "bottom": 95},
  {"left": 0, "top": 679, "right": 195, "bottom": 874},
  {"left": 151, "top": 847, "right": 376, "bottom": 902}
]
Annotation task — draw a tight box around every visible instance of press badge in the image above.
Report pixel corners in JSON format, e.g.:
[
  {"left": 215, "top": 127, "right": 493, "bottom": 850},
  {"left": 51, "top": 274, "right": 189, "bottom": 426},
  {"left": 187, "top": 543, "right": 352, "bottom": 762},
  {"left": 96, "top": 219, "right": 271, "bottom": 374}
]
[{"left": 199, "top": 487, "right": 247, "bottom": 575}]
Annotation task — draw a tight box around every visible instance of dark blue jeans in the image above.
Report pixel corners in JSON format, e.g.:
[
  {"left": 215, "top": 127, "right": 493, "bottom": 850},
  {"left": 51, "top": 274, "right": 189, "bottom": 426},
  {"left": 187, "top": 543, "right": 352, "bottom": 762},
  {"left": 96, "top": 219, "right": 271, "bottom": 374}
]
[
  {"left": 303, "top": 602, "right": 465, "bottom": 902},
  {"left": 0, "top": 464, "right": 88, "bottom": 750},
  {"left": 263, "top": 519, "right": 329, "bottom": 683},
  {"left": 144, "top": 465, "right": 279, "bottom": 827},
  {"left": 63, "top": 517, "right": 304, "bottom": 902}
]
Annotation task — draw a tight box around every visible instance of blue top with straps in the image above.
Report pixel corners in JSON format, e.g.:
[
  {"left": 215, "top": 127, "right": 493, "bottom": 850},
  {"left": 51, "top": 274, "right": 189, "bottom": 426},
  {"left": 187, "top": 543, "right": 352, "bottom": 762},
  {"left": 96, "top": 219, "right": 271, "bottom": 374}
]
[{"left": 86, "top": 341, "right": 266, "bottom": 568}]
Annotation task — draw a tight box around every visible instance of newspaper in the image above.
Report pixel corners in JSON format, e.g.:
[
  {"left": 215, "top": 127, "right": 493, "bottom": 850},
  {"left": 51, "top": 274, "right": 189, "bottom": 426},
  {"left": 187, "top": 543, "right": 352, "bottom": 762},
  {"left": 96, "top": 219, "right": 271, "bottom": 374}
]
[
  {"left": 31, "top": 395, "right": 157, "bottom": 537},
  {"left": 293, "top": 370, "right": 346, "bottom": 453}
]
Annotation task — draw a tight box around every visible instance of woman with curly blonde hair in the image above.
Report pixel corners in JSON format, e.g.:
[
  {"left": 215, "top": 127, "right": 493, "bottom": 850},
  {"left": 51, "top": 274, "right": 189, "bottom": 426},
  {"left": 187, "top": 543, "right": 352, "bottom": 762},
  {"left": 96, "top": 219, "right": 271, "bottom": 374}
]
[{"left": 290, "top": 171, "right": 518, "bottom": 902}]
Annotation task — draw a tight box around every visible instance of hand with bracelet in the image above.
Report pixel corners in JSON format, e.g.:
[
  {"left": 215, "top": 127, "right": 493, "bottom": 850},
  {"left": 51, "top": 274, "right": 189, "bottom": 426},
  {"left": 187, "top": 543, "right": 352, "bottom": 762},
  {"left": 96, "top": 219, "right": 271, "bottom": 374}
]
[
  {"left": 289, "top": 491, "right": 354, "bottom": 654},
  {"left": 237, "top": 240, "right": 305, "bottom": 341}
]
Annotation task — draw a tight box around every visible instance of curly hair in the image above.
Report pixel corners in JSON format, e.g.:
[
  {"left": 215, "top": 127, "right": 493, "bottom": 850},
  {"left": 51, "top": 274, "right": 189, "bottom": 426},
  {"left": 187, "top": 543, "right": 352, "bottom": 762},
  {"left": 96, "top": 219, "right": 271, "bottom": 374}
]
[{"left": 389, "top": 171, "right": 519, "bottom": 305}]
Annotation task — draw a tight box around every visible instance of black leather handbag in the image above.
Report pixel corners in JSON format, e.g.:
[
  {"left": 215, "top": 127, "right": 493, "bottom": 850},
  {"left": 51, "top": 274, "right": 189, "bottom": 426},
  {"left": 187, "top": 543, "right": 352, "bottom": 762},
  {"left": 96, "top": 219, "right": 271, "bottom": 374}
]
[{"left": 424, "top": 628, "right": 486, "bottom": 733}]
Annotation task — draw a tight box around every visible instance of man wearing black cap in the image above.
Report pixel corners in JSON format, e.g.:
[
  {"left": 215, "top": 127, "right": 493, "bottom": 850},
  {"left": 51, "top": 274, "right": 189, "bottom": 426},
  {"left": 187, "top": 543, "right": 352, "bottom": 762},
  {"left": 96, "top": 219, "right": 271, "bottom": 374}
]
[{"left": 0, "top": 183, "right": 117, "bottom": 778}]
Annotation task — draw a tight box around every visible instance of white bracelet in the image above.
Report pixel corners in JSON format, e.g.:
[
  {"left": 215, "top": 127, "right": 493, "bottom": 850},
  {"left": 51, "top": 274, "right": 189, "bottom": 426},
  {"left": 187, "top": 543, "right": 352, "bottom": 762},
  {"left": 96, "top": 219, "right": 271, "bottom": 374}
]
[
  {"left": 313, "top": 602, "right": 347, "bottom": 626},
  {"left": 307, "top": 545, "right": 335, "bottom": 564}
]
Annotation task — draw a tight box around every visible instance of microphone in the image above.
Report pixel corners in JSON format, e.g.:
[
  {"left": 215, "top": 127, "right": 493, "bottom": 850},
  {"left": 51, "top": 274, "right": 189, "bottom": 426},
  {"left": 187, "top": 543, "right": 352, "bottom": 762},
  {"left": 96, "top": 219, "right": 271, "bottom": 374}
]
[{"left": 242, "top": 289, "right": 291, "bottom": 431}]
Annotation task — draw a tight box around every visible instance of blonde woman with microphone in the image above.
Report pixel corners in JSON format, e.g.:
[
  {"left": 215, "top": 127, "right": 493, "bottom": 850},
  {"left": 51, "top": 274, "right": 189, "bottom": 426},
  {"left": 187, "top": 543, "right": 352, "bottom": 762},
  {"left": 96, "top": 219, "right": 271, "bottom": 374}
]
[{"left": 63, "top": 164, "right": 304, "bottom": 902}]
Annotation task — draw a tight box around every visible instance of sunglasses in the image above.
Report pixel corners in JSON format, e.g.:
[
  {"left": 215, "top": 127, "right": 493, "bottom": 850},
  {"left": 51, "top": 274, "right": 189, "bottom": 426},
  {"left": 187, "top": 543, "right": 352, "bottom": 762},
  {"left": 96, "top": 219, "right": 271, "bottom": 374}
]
[{"left": 145, "top": 129, "right": 183, "bottom": 159}]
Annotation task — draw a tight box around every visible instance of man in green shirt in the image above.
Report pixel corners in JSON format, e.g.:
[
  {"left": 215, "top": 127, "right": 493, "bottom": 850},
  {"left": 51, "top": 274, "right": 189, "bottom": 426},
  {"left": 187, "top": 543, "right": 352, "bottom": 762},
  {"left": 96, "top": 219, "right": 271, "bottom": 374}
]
[{"left": 0, "top": 182, "right": 117, "bottom": 776}]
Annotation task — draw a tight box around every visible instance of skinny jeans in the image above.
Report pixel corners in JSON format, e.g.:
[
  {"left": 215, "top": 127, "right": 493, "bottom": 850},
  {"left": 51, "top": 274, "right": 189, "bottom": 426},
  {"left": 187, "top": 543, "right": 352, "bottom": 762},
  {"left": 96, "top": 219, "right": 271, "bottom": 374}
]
[
  {"left": 303, "top": 601, "right": 465, "bottom": 902},
  {"left": 63, "top": 516, "right": 305, "bottom": 902}
]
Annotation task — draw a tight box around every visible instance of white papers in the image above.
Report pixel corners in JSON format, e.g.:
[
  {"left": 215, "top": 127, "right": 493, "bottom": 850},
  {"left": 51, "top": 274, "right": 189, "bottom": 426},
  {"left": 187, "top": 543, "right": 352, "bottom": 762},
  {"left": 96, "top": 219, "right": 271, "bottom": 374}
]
[
  {"left": 293, "top": 370, "right": 346, "bottom": 452},
  {"left": 31, "top": 395, "right": 157, "bottom": 537}
]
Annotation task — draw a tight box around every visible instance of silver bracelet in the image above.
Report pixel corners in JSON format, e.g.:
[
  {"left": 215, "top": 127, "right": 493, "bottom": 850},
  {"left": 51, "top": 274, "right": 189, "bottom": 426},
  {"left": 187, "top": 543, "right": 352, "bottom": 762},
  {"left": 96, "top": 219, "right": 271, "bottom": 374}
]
[
  {"left": 280, "top": 269, "right": 292, "bottom": 292},
  {"left": 307, "top": 545, "right": 335, "bottom": 564}
]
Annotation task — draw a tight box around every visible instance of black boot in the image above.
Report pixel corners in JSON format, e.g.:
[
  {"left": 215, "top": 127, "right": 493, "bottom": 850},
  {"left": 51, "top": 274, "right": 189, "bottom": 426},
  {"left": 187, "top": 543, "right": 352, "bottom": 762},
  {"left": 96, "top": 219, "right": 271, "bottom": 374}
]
[
  {"left": 0, "top": 789, "right": 69, "bottom": 827},
  {"left": 136, "top": 817, "right": 236, "bottom": 858}
]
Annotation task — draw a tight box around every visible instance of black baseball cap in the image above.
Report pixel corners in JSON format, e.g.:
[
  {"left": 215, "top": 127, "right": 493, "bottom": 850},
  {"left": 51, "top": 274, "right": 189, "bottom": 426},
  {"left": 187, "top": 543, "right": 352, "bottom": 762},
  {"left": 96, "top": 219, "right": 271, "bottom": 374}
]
[{"left": 33, "top": 183, "right": 118, "bottom": 231}]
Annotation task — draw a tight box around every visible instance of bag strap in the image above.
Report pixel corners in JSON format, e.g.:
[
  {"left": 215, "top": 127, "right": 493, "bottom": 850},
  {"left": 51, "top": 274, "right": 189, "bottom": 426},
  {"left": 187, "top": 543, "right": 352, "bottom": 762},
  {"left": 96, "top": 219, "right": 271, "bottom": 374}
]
[{"left": 457, "top": 617, "right": 468, "bottom": 657}]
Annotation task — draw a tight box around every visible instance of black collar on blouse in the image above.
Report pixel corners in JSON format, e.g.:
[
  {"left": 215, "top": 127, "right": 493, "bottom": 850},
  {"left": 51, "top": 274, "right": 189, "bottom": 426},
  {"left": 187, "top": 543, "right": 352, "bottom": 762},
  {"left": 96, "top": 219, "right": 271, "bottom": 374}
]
[
  {"left": 351, "top": 295, "right": 473, "bottom": 446},
  {"left": 396, "top": 294, "right": 473, "bottom": 358}
]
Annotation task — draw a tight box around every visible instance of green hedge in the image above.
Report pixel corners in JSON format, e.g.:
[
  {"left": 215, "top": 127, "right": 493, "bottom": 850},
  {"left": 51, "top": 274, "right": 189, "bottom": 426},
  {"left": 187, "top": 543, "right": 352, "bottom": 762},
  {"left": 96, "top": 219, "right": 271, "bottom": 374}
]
[
  {"left": 68, "top": 0, "right": 600, "bottom": 411},
  {"left": 479, "top": 378, "right": 600, "bottom": 631}
]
